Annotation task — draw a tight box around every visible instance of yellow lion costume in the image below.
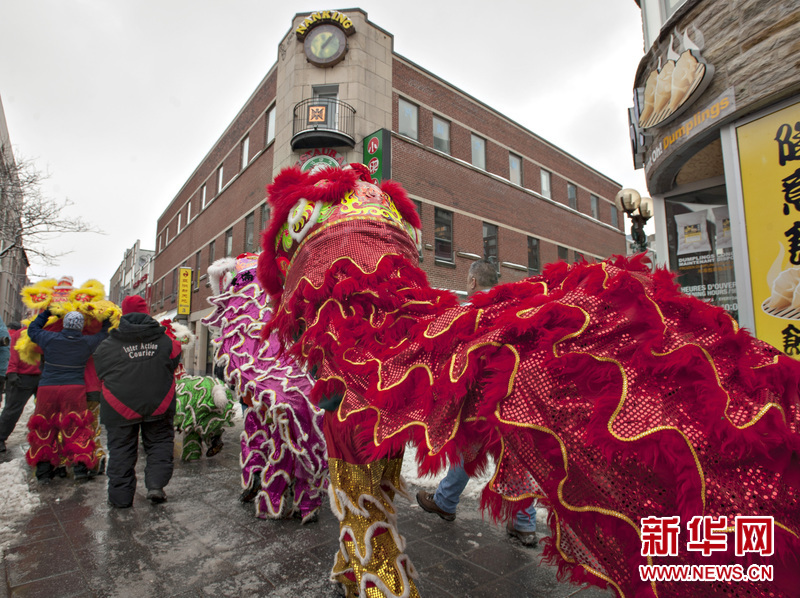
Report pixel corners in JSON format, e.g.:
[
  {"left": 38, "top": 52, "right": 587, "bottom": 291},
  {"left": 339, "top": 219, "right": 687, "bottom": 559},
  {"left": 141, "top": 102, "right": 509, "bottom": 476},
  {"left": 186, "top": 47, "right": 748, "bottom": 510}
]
[{"left": 17, "top": 276, "right": 120, "bottom": 365}]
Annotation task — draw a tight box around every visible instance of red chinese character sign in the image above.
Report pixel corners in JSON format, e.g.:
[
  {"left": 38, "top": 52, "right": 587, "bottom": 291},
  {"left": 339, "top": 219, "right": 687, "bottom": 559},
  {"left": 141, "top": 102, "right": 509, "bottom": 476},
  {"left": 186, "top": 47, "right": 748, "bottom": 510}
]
[{"left": 737, "top": 100, "right": 800, "bottom": 355}]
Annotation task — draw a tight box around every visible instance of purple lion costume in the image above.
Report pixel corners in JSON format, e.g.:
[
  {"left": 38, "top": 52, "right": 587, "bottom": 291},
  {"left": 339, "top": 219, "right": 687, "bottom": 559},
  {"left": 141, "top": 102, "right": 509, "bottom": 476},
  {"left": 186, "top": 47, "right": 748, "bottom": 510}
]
[{"left": 203, "top": 253, "right": 328, "bottom": 522}]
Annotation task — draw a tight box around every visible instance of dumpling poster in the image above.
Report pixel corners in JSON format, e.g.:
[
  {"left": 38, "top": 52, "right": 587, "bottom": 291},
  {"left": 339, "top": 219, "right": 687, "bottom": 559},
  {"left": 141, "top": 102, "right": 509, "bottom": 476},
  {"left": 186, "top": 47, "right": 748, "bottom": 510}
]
[{"left": 737, "top": 99, "right": 800, "bottom": 356}]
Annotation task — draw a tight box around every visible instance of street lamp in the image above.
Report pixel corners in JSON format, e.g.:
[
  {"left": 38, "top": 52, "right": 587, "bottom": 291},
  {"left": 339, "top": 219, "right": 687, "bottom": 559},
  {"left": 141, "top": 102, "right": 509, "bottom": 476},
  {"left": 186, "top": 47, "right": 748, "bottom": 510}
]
[{"left": 615, "top": 188, "right": 653, "bottom": 254}]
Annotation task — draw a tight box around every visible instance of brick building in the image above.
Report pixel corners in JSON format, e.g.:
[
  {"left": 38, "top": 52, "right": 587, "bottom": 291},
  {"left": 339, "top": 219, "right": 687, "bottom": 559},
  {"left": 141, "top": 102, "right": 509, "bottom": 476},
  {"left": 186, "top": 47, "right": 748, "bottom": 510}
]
[{"left": 152, "top": 8, "right": 625, "bottom": 374}]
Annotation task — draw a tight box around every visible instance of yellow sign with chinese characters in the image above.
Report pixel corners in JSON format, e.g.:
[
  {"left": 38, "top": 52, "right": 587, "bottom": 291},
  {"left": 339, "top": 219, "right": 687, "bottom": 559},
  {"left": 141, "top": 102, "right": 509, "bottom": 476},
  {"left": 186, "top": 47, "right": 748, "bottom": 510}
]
[
  {"left": 177, "top": 267, "right": 192, "bottom": 316},
  {"left": 737, "top": 100, "right": 800, "bottom": 355}
]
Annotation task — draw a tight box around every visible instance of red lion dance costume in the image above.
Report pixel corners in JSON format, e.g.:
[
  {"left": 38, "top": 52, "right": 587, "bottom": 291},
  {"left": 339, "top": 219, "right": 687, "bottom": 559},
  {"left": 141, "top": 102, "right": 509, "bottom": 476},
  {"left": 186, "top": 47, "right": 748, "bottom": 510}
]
[
  {"left": 256, "top": 164, "right": 800, "bottom": 598},
  {"left": 17, "top": 277, "right": 120, "bottom": 477}
]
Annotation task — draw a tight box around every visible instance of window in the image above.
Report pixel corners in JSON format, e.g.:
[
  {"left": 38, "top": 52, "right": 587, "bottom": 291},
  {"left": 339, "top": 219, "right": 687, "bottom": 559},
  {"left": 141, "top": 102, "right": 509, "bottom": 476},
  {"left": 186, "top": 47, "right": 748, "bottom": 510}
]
[
  {"left": 244, "top": 212, "right": 255, "bottom": 253},
  {"left": 591, "top": 195, "right": 599, "bottom": 220},
  {"left": 413, "top": 200, "right": 423, "bottom": 262},
  {"left": 165, "top": 226, "right": 170, "bottom": 246},
  {"left": 527, "top": 237, "right": 540, "bottom": 276},
  {"left": 574, "top": 251, "right": 584, "bottom": 262},
  {"left": 433, "top": 116, "right": 450, "bottom": 154},
  {"left": 158, "top": 235, "right": 162, "bottom": 252},
  {"left": 241, "top": 136, "right": 250, "bottom": 170},
  {"left": 398, "top": 98, "right": 418, "bottom": 140},
  {"left": 557, "top": 245, "right": 569, "bottom": 262},
  {"left": 663, "top": 0, "right": 688, "bottom": 19},
  {"left": 483, "top": 222, "right": 498, "bottom": 264},
  {"left": 568, "top": 183, "right": 578, "bottom": 210},
  {"left": 201, "top": 184, "right": 207, "bottom": 210},
  {"left": 471, "top": 134, "right": 486, "bottom": 170},
  {"left": 266, "top": 105, "right": 276, "bottom": 144},
  {"left": 160, "top": 279, "right": 164, "bottom": 304},
  {"left": 540, "top": 169, "right": 552, "bottom": 199},
  {"left": 194, "top": 251, "right": 201, "bottom": 290},
  {"left": 177, "top": 213, "right": 182, "bottom": 234},
  {"left": 259, "top": 203, "right": 270, "bottom": 236},
  {"left": 208, "top": 240, "right": 215, "bottom": 266},
  {"left": 187, "top": 200, "right": 192, "bottom": 222},
  {"left": 611, "top": 205, "right": 619, "bottom": 229},
  {"left": 509, "top": 153, "right": 522, "bottom": 186},
  {"left": 434, "top": 208, "right": 453, "bottom": 262},
  {"left": 225, "top": 228, "right": 233, "bottom": 257},
  {"left": 313, "top": 85, "right": 339, "bottom": 129},
  {"left": 172, "top": 268, "right": 178, "bottom": 299},
  {"left": 217, "top": 165, "right": 224, "bottom": 194}
]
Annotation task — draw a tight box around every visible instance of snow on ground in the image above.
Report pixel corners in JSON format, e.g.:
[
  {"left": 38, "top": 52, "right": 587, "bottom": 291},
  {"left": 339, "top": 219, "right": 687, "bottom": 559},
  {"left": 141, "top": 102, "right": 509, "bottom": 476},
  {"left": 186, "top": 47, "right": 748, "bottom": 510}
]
[
  {"left": 400, "top": 443, "right": 548, "bottom": 528},
  {"left": 0, "top": 459, "right": 40, "bottom": 538},
  {"left": 0, "top": 400, "right": 40, "bottom": 549}
]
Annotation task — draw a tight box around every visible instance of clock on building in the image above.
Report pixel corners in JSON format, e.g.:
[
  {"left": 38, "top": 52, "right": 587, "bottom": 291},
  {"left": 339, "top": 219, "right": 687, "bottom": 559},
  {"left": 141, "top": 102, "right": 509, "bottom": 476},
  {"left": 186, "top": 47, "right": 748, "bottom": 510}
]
[{"left": 304, "top": 24, "right": 348, "bottom": 67}]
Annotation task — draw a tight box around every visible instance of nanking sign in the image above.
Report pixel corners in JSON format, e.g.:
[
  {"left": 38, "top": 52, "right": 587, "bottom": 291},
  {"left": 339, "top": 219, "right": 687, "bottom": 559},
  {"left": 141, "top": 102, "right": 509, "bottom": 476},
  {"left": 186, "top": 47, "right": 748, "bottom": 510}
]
[{"left": 295, "top": 10, "right": 355, "bottom": 39}]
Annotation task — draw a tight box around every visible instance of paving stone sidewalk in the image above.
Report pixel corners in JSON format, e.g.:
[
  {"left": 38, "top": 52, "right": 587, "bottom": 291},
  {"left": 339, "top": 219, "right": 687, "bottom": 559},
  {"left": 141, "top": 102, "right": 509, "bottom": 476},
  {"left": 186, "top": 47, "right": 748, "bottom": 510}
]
[{"left": 0, "top": 407, "right": 614, "bottom": 597}]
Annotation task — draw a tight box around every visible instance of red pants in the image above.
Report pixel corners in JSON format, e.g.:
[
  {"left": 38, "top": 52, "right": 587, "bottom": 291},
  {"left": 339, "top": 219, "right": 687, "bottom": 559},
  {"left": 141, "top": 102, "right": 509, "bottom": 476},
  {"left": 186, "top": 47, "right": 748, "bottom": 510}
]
[{"left": 26, "top": 384, "right": 97, "bottom": 469}]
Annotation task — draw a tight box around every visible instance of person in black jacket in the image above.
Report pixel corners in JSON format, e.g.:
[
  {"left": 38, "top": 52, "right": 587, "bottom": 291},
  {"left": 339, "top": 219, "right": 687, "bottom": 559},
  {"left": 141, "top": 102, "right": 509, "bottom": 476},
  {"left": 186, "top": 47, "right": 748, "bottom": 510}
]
[
  {"left": 93, "top": 296, "right": 182, "bottom": 507},
  {"left": 25, "top": 309, "right": 110, "bottom": 482}
]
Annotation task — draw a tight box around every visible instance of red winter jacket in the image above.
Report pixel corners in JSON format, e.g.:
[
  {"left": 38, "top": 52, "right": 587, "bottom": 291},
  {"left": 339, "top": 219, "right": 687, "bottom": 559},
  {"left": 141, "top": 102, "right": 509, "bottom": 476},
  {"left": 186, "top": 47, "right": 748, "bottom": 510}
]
[{"left": 7, "top": 328, "right": 42, "bottom": 376}]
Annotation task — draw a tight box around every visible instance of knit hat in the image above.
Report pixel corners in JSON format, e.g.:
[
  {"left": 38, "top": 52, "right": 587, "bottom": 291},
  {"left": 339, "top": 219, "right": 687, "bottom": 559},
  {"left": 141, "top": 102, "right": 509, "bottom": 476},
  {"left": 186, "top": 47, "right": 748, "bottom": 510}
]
[
  {"left": 63, "top": 311, "right": 84, "bottom": 330},
  {"left": 122, "top": 295, "right": 149, "bottom": 315}
]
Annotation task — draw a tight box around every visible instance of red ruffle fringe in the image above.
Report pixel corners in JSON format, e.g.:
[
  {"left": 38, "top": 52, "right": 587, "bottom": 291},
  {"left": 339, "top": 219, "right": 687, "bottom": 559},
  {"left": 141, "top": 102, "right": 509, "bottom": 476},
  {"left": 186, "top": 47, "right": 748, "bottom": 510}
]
[{"left": 267, "top": 251, "right": 800, "bottom": 597}]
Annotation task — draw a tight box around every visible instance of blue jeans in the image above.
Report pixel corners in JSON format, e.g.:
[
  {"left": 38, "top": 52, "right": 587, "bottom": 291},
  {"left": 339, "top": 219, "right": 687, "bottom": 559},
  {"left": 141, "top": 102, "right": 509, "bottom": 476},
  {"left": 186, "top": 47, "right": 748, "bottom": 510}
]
[{"left": 433, "top": 463, "right": 538, "bottom": 532}]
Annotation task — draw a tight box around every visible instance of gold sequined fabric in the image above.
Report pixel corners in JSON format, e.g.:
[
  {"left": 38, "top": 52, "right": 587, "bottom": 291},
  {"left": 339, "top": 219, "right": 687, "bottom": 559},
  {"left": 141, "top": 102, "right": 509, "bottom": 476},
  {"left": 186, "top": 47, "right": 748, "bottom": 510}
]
[
  {"left": 87, "top": 401, "right": 106, "bottom": 466},
  {"left": 328, "top": 457, "right": 419, "bottom": 598}
]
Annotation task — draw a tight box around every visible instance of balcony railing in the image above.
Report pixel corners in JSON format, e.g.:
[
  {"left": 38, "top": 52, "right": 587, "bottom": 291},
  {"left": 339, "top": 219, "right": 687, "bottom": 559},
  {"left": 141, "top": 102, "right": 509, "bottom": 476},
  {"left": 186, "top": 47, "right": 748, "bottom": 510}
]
[{"left": 292, "top": 98, "right": 356, "bottom": 150}]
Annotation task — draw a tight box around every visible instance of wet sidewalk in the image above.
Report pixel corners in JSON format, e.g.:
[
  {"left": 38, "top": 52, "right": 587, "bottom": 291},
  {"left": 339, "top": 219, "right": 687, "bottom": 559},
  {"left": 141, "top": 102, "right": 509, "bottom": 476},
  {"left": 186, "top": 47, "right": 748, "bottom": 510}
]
[{"left": 0, "top": 406, "right": 614, "bottom": 597}]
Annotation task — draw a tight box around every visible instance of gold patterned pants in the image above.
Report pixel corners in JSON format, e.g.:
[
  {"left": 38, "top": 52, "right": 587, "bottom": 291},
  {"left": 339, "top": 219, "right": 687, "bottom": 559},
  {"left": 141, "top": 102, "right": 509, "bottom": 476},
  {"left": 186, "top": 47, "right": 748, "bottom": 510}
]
[{"left": 328, "top": 457, "right": 419, "bottom": 598}]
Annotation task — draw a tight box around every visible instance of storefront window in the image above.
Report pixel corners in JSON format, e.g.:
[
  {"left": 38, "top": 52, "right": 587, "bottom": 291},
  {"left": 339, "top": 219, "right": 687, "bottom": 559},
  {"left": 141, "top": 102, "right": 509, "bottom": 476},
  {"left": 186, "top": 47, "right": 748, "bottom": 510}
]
[{"left": 665, "top": 185, "right": 738, "bottom": 320}]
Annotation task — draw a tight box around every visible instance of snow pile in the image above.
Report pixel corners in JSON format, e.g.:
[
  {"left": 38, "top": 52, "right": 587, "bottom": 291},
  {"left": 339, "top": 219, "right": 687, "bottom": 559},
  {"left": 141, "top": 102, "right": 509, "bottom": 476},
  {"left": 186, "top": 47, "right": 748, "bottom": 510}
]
[
  {"left": 400, "top": 446, "right": 493, "bottom": 500},
  {"left": 0, "top": 457, "right": 40, "bottom": 546}
]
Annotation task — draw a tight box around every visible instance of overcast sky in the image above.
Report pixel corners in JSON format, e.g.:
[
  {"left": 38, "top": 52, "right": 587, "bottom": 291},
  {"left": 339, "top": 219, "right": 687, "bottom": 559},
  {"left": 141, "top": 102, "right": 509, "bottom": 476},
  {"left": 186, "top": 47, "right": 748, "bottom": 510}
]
[{"left": 1, "top": 0, "right": 650, "bottom": 290}]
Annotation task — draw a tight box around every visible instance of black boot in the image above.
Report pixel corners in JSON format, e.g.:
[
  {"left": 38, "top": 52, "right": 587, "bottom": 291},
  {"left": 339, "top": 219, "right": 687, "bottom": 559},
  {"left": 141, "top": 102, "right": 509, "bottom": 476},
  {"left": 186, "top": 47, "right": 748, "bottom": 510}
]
[
  {"left": 239, "top": 478, "right": 259, "bottom": 503},
  {"left": 92, "top": 456, "right": 106, "bottom": 477},
  {"left": 205, "top": 433, "right": 224, "bottom": 457},
  {"left": 36, "top": 462, "right": 54, "bottom": 484},
  {"left": 73, "top": 463, "right": 91, "bottom": 481}
]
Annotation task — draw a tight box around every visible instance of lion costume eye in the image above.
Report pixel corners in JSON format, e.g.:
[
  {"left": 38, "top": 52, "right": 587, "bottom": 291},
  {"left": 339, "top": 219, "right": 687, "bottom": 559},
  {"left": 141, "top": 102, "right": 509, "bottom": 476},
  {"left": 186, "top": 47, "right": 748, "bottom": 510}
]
[{"left": 287, "top": 198, "right": 323, "bottom": 244}]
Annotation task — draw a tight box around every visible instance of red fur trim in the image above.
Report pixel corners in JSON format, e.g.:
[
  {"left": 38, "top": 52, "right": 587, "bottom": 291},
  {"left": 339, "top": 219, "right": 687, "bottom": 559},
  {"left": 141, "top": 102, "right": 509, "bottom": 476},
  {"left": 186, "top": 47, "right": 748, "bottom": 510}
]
[
  {"left": 59, "top": 409, "right": 94, "bottom": 430},
  {"left": 26, "top": 444, "right": 58, "bottom": 467},
  {"left": 257, "top": 165, "right": 421, "bottom": 305},
  {"left": 27, "top": 413, "right": 56, "bottom": 433},
  {"left": 379, "top": 179, "right": 420, "bottom": 229},
  {"left": 346, "top": 162, "right": 372, "bottom": 181},
  {"left": 71, "top": 453, "right": 99, "bottom": 469}
]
